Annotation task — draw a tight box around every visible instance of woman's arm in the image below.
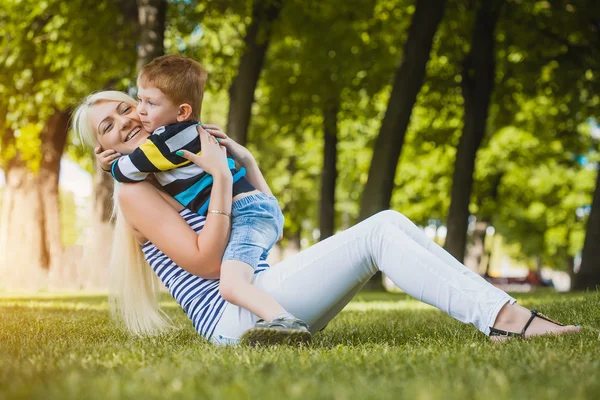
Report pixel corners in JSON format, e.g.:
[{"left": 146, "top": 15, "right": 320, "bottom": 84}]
[
  {"left": 236, "top": 153, "right": 273, "bottom": 197},
  {"left": 119, "top": 126, "right": 233, "bottom": 279},
  {"left": 119, "top": 175, "right": 231, "bottom": 279}
]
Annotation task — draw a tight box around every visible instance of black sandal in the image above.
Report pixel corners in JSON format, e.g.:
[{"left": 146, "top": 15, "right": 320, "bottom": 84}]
[{"left": 489, "top": 309, "right": 564, "bottom": 338}]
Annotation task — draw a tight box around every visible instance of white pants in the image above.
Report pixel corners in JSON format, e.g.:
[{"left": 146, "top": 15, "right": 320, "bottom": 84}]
[{"left": 210, "top": 210, "right": 516, "bottom": 346}]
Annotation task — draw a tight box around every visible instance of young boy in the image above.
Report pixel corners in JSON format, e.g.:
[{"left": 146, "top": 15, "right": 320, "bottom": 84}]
[{"left": 98, "top": 55, "right": 310, "bottom": 344}]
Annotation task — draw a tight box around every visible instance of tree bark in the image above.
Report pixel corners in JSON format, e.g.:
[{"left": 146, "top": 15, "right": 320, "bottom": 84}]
[
  {"left": 573, "top": 166, "right": 600, "bottom": 290},
  {"left": 136, "top": 0, "right": 166, "bottom": 71},
  {"left": 80, "top": 166, "right": 115, "bottom": 289},
  {"left": 0, "top": 110, "right": 70, "bottom": 290},
  {"left": 226, "top": 0, "right": 284, "bottom": 145},
  {"left": 358, "top": 0, "right": 447, "bottom": 221},
  {"left": 79, "top": 0, "right": 166, "bottom": 288},
  {"left": 319, "top": 101, "right": 339, "bottom": 241},
  {"left": 464, "top": 219, "right": 489, "bottom": 273},
  {"left": 444, "top": 0, "right": 503, "bottom": 262}
]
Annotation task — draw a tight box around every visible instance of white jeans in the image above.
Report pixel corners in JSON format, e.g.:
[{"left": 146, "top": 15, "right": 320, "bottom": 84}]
[{"left": 210, "top": 210, "right": 516, "bottom": 346}]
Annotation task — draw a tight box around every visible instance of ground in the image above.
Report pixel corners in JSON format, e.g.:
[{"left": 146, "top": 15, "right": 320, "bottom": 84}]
[{"left": 1, "top": 290, "right": 598, "bottom": 399}]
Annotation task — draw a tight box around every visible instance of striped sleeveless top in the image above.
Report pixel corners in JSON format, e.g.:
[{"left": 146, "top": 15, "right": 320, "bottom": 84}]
[{"left": 141, "top": 208, "right": 270, "bottom": 339}]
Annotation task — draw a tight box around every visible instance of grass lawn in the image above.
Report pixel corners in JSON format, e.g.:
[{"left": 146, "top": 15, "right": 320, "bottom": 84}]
[{"left": 1, "top": 289, "right": 599, "bottom": 400}]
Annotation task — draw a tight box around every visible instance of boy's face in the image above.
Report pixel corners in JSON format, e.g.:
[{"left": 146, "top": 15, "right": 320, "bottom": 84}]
[{"left": 136, "top": 83, "right": 181, "bottom": 133}]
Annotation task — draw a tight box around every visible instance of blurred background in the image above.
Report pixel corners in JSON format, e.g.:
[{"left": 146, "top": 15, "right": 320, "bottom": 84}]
[{"left": 0, "top": 0, "right": 598, "bottom": 292}]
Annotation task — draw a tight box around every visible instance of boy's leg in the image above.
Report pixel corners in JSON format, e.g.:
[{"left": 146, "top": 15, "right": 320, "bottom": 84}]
[
  {"left": 218, "top": 259, "right": 312, "bottom": 345},
  {"left": 219, "top": 259, "right": 287, "bottom": 321}
]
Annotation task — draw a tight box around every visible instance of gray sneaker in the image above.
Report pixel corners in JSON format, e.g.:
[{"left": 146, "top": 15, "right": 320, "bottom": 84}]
[{"left": 240, "top": 317, "right": 312, "bottom": 346}]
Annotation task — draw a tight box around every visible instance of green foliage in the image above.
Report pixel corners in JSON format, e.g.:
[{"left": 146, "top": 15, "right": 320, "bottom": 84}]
[
  {"left": 163, "top": 0, "right": 599, "bottom": 261},
  {"left": 389, "top": 2, "right": 473, "bottom": 225},
  {"left": 385, "top": 0, "right": 599, "bottom": 267},
  {"left": 1, "top": 291, "right": 599, "bottom": 399},
  {"left": 167, "top": 0, "right": 250, "bottom": 91},
  {"left": 475, "top": 126, "right": 595, "bottom": 269},
  {"left": 0, "top": 0, "right": 137, "bottom": 170},
  {"left": 1, "top": 0, "right": 597, "bottom": 268},
  {"left": 248, "top": 0, "right": 412, "bottom": 238}
]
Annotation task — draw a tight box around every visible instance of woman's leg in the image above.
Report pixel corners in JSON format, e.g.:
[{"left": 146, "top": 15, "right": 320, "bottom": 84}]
[
  {"left": 253, "top": 210, "right": 514, "bottom": 335},
  {"left": 211, "top": 210, "right": 578, "bottom": 344}
]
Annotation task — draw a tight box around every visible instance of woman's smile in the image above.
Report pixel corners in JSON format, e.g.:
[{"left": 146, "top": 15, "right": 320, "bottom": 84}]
[{"left": 125, "top": 126, "right": 141, "bottom": 142}]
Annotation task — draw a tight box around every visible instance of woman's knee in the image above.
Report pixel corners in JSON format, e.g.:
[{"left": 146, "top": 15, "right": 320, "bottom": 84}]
[{"left": 370, "top": 209, "right": 407, "bottom": 227}]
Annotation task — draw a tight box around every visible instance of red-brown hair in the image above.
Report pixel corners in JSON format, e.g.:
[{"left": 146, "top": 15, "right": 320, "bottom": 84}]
[{"left": 138, "top": 54, "right": 208, "bottom": 121}]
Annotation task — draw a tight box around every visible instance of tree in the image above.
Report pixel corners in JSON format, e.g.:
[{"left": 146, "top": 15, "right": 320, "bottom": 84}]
[
  {"left": 226, "top": 0, "right": 284, "bottom": 145},
  {"left": 320, "top": 100, "right": 339, "bottom": 240},
  {"left": 575, "top": 165, "right": 600, "bottom": 289},
  {"left": 250, "top": 0, "right": 411, "bottom": 245},
  {"left": 0, "top": 0, "right": 136, "bottom": 289},
  {"left": 444, "top": 0, "right": 504, "bottom": 262},
  {"left": 359, "top": 0, "right": 447, "bottom": 221},
  {"left": 137, "top": 0, "right": 167, "bottom": 69}
]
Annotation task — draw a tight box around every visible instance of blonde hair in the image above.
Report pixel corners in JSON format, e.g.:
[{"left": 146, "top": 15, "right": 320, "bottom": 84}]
[
  {"left": 109, "top": 183, "right": 173, "bottom": 335},
  {"left": 73, "top": 90, "right": 138, "bottom": 148},
  {"left": 72, "top": 90, "right": 173, "bottom": 336},
  {"left": 138, "top": 55, "right": 207, "bottom": 121}
]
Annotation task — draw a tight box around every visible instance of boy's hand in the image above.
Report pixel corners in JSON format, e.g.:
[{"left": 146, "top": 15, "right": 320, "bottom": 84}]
[{"left": 94, "top": 146, "right": 121, "bottom": 172}]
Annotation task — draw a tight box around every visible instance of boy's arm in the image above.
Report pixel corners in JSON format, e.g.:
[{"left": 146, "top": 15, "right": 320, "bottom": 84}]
[
  {"left": 111, "top": 150, "right": 151, "bottom": 183},
  {"left": 112, "top": 125, "right": 198, "bottom": 182}
]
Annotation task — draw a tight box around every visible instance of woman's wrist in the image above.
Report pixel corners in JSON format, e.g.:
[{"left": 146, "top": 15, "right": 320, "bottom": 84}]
[{"left": 212, "top": 170, "right": 234, "bottom": 183}]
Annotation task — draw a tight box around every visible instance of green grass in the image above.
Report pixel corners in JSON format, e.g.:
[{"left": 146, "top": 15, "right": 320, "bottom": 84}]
[{"left": 1, "top": 290, "right": 599, "bottom": 400}]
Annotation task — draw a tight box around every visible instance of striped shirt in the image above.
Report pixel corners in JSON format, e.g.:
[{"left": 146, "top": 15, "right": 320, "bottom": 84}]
[
  {"left": 141, "top": 208, "right": 270, "bottom": 339},
  {"left": 112, "top": 121, "right": 253, "bottom": 215}
]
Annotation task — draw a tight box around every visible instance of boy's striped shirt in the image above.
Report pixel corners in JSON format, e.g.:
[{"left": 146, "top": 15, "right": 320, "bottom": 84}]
[{"left": 111, "top": 121, "right": 252, "bottom": 215}]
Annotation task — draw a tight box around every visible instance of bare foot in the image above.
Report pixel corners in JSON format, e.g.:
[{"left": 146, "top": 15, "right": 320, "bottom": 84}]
[{"left": 490, "top": 302, "right": 582, "bottom": 342}]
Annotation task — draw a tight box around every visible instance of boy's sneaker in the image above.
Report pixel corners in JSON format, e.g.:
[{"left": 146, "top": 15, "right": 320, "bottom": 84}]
[{"left": 240, "top": 317, "right": 312, "bottom": 346}]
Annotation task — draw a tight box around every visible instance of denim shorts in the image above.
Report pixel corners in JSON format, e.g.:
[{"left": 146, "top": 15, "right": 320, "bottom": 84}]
[{"left": 222, "top": 193, "right": 284, "bottom": 269}]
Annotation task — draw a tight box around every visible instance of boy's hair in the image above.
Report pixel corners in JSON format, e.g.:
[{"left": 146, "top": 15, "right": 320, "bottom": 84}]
[{"left": 138, "top": 54, "right": 207, "bottom": 121}]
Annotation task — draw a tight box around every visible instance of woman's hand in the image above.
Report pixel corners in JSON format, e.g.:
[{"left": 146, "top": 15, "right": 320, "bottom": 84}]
[
  {"left": 176, "top": 126, "right": 231, "bottom": 179},
  {"left": 94, "top": 146, "right": 121, "bottom": 172},
  {"left": 201, "top": 124, "right": 254, "bottom": 167}
]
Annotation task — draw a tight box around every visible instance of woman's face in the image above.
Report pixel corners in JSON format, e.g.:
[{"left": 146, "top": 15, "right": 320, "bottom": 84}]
[{"left": 89, "top": 101, "right": 151, "bottom": 154}]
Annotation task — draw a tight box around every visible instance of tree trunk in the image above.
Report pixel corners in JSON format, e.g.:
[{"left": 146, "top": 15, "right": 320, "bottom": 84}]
[
  {"left": 136, "top": 0, "right": 166, "bottom": 71},
  {"left": 358, "top": 0, "right": 447, "bottom": 221},
  {"left": 78, "top": 0, "right": 166, "bottom": 288},
  {"left": 573, "top": 166, "right": 600, "bottom": 290},
  {"left": 226, "top": 0, "right": 284, "bottom": 145},
  {"left": 80, "top": 167, "right": 114, "bottom": 289},
  {"left": 464, "top": 219, "right": 489, "bottom": 273},
  {"left": 0, "top": 110, "right": 70, "bottom": 290},
  {"left": 319, "top": 101, "right": 339, "bottom": 241},
  {"left": 444, "top": 0, "right": 503, "bottom": 262}
]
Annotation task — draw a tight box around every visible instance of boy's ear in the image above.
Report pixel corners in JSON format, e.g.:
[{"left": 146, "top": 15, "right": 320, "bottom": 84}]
[{"left": 177, "top": 103, "right": 193, "bottom": 122}]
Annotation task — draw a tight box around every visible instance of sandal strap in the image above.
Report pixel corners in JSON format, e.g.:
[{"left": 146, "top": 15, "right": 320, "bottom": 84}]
[
  {"left": 531, "top": 311, "right": 564, "bottom": 327},
  {"left": 489, "top": 309, "right": 565, "bottom": 338},
  {"left": 520, "top": 310, "right": 539, "bottom": 336},
  {"left": 489, "top": 327, "right": 523, "bottom": 337}
]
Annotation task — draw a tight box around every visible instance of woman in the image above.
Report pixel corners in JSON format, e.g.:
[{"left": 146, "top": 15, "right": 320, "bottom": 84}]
[{"left": 73, "top": 90, "right": 581, "bottom": 346}]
